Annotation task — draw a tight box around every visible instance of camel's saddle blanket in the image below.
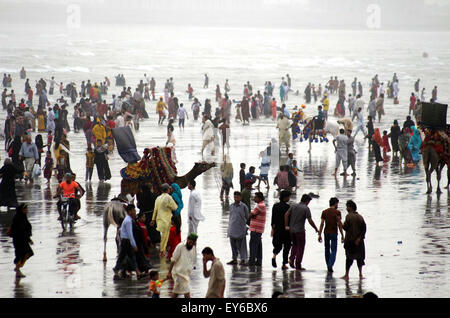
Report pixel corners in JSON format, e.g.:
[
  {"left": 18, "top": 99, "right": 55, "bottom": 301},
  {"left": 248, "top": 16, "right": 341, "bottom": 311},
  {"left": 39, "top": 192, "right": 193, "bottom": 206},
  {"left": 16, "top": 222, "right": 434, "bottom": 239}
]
[
  {"left": 120, "top": 147, "right": 178, "bottom": 186},
  {"left": 420, "top": 126, "right": 450, "bottom": 164},
  {"left": 112, "top": 126, "right": 140, "bottom": 163}
]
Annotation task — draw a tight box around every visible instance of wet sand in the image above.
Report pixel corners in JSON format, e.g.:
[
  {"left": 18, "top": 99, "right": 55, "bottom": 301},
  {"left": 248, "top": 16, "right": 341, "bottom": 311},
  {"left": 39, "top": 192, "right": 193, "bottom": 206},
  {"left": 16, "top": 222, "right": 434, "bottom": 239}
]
[
  {"left": 0, "top": 25, "right": 449, "bottom": 298},
  {"left": 0, "top": 90, "right": 449, "bottom": 298}
]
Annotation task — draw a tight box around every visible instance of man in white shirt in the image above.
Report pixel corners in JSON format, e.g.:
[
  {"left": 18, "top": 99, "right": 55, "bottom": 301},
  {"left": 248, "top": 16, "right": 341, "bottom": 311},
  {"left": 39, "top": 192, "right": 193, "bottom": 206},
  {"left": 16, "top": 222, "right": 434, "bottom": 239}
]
[
  {"left": 178, "top": 103, "right": 188, "bottom": 129},
  {"left": 187, "top": 180, "right": 204, "bottom": 234},
  {"left": 115, "top": 109, "right": 125, "bottom": 128},
  {"left": 393, "top": 81, "right": 399, "bottom": 99},
  {"left": 144, "top": 73, "right": 151, "bottom": 85},
  {"left": 49, "top": 77, "right": 56, "bottom": 95},
  {"left": 333, "top": 129, "right": 349, "bottom": 176},
  {"left": 352, "top": 107, "right": 367, "bottom": 139},
  {"left": 167, "top": 233, "right": 198, "bottom": 298},
  {"left": 378, "top": 83, "right": 385, "bottom": 96},
  {"left": 367, "top": 98, "right": 376, "bottom": 120},
  {"left": 201, "top": 115, "right": 215, "bottom": 156},
  {"left": 354, "top": 94, "right": 364, "bottom": 114},
  {"left": 111, "top": 94, "right": 119, "bottom": 113},
  {"left": 347, "top": 94, "right": 356, "bottom": 117}
]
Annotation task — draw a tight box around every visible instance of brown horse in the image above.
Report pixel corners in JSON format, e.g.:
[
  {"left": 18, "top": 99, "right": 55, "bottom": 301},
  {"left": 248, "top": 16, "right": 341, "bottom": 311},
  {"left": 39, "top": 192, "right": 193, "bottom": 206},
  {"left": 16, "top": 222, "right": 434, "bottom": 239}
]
[{"left": 422, "top": 145, "right": 447, "bottom": 194}]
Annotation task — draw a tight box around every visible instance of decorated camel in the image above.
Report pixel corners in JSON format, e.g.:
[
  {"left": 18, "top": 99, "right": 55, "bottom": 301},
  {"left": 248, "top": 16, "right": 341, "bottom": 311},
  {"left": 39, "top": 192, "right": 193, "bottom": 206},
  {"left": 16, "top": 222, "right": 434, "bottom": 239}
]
[
  {"left": 119, "top": 146, "right": 216, "bottom": 196},
  {"left": 421, "top": 128, "right": 450, "bottom": 194},
  {"left": 102, "top": 144, "right": 215, "bottom": 261}
]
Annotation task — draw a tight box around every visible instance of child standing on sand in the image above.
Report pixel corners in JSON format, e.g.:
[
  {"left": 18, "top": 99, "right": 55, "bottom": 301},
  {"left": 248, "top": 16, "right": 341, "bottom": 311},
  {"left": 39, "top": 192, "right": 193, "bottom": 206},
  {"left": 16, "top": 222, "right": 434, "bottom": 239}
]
[
  {"left": 148, "top": 271, "right": 167, "bottom": 298},
  {"left": 85, "top": 145, "right": 95, "bottom": 182},
  {"left": 43, "top": 151, "right": 53, "bottom": 184}
]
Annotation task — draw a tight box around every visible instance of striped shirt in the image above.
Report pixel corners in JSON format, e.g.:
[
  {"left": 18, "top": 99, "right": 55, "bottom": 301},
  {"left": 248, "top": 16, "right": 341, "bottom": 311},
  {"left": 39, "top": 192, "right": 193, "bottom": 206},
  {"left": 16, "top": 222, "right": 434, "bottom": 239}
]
[{"left": 249, "top": 201, "right": 266, "bottom": 234}]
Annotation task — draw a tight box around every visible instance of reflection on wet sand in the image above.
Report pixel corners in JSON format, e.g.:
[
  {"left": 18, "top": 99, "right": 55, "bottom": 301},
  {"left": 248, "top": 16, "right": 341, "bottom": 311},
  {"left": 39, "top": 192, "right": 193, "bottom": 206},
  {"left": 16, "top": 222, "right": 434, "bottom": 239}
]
[
  {"left": 14, "top": 278, "right": 32, "bottom": 298},
  {"left": 345, "top": 280, "right": 363, "bottom": 298},
  {"left": 0, "top": 94, "right": 448, "bottom": 298},
  {"left": 324, "top": 273, "right": 337, "bottom": 298}
]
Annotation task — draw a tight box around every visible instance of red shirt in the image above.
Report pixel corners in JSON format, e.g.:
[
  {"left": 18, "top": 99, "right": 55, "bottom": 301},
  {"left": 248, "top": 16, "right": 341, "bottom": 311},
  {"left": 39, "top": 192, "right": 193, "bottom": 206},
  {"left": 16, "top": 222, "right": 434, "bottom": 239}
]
[
  {"left": 410, "top": 96, "right": 416, "bottom": 109},
  {"left": 107, "top": 120, "right": 116, "bottom": 129},
  {"left": 138, "top": 221, "right": 149, "bottom": 256}
]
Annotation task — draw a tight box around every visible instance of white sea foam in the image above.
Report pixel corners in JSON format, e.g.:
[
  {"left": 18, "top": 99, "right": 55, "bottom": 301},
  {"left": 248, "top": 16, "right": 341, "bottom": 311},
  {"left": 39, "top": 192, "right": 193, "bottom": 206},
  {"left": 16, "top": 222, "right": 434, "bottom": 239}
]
[
  {"left": 78, "top": 51, "right": 96, "bottom": 57},
  {"left": 39, "top": 33, "right": 68, "bottom": 38},
  {"left": 0, "top": 68, "right": 18, "bottom": 73},
  {"left": 324, "top": 57, "right": 362, "bottom": 67},
  {"left": 26, "top": 66, "right": 90, "bottom": 73}
]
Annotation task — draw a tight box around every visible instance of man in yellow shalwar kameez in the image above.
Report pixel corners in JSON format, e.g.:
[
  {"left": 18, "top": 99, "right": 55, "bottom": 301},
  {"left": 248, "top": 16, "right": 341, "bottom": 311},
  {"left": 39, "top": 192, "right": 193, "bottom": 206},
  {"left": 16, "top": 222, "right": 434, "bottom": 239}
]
[
  {"left": 277, "top": 113, "right": 291, "bottom": 153},
  {"left": 151, "top": 183, "right": 178, "bottom": 257}
]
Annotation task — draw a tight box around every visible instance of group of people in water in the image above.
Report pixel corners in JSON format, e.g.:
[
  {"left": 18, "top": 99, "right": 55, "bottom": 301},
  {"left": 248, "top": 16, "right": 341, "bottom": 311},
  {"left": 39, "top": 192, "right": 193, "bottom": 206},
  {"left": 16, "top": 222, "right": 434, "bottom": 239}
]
[{"left": 1, "top": 67, "right": 441, "bottom": 297}]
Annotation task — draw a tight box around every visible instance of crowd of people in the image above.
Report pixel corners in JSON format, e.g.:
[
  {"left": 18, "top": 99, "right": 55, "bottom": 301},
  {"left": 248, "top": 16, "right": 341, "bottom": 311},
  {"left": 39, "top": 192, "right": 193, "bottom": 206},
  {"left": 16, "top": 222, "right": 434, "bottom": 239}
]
[{"left": 1, "top": 67, "right": 442, "bottom": 298}]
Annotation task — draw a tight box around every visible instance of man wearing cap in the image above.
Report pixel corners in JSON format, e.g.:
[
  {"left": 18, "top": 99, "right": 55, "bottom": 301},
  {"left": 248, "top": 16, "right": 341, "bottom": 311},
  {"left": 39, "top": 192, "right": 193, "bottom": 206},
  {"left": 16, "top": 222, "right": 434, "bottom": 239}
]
[
  {"left": 53, "top": 173, "right": 84, "bottom": 221},
  {"left": 284, "top": 194, "right": 319, "bottom": 271},
  {"left": 167, "top": 233, "right": 198, "bottom": 298},
  {"left": 151, "top": 183, "right": 178, "bottom": 257}
]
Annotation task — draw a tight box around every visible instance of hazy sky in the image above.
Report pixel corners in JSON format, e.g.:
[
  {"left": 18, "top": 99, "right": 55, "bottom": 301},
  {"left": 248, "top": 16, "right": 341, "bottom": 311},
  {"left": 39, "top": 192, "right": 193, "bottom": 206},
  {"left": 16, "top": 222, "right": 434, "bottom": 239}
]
[{"left": 1, "top": 0, "right": 449, "bottom": 30}]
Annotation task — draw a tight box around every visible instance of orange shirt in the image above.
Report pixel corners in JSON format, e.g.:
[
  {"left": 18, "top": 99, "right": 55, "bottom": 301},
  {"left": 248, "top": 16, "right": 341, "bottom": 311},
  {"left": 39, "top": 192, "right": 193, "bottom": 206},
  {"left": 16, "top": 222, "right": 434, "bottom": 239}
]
[{"left": 59, "top": 181, "right": 79, "bottom": 198}]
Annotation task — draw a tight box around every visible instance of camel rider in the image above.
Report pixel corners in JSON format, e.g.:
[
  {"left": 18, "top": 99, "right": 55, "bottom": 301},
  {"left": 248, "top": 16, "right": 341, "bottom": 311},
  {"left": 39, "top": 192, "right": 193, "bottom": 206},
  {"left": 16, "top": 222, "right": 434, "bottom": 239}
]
[
  {"left": 317, "top": 105, "right": 324, "bottom": 121},
  {"left": 54, "top": 173, "right": 85, "bottom": 221}
]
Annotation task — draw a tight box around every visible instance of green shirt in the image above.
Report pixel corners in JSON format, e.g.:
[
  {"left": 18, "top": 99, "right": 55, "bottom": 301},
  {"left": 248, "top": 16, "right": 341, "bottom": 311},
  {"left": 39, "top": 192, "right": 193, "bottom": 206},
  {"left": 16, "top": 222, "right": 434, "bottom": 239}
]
[{"left": 241, "top": 188, "right": 251, "bottom": 211}]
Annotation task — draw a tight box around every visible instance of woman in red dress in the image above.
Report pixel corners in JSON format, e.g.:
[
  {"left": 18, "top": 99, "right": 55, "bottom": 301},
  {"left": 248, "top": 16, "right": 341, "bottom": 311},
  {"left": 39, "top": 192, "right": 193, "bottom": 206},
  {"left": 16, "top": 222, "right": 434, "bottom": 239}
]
[
  {"left": 167, "top": 216, "right": 181, "bottom": 260},
  {"left": 381, "top": 130, "right": 391, "bottom": 160}
]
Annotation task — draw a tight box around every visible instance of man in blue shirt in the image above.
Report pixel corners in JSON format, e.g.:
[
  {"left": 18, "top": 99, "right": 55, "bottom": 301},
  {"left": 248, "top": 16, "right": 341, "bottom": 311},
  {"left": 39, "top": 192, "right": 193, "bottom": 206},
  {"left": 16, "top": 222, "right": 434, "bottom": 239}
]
[
  {"left": 19, "top": 135, "right": 39, "bottom": 184},
  {"left": 245, "top": 166, "right": 256, "bottom": 184},
  {"left": 227, "top": 191, "right": 249, "bottom": 265},
  {"left": 113, "top": 204, "right": 142, "bottom": 279},
  {"left": 317, "top": 106, "right": 324, "bottom": 121}
]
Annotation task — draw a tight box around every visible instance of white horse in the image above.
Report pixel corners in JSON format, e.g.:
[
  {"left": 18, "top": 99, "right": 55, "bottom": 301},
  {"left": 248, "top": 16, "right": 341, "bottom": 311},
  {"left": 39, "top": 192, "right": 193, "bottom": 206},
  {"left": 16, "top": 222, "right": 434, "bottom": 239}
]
[
  {"left": 102, "top": 198, "right": 128, "bottom": 262},
  {"left": 302, "top": 116, "right": 339, "bottom": 153}
]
